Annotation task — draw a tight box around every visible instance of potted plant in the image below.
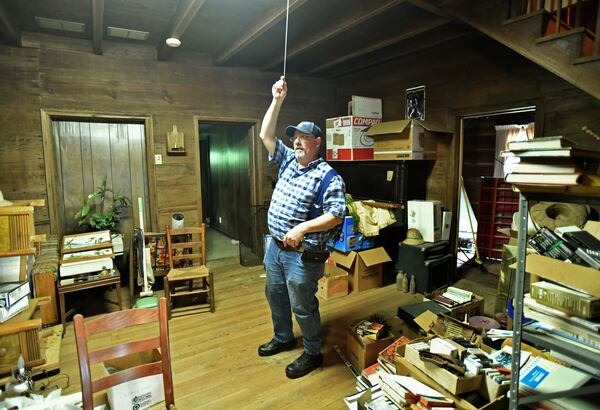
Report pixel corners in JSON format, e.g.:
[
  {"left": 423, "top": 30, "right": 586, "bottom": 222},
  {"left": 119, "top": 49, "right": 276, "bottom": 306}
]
[{"left": 74, "top": 176, "right": 131, "bottom": 252}]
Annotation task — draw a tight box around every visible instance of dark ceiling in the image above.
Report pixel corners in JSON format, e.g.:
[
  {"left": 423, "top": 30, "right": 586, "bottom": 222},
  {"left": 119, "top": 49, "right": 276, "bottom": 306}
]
[{"left": 0, "top": 0, "right": 471, "bottom": 78}]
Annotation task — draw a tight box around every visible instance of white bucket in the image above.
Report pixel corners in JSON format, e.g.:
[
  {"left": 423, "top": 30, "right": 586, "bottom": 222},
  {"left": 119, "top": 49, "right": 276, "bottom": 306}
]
[{"left": 171, "top": 213, "right": 184, "bottom": 229}]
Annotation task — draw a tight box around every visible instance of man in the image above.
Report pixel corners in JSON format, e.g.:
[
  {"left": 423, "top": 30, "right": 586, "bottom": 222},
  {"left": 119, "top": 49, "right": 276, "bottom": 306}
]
[{"left": 258, "top": 76, "right": 346, "bottom": 379}]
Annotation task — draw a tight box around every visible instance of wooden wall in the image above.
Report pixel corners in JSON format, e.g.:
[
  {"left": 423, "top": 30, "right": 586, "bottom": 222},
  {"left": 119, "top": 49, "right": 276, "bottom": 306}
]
[
  {"left": 334, "top": 33, "right": 600, "bottom": 213},
  {"left": 0, "top": 32, "right": 336, "bottom": 234}
]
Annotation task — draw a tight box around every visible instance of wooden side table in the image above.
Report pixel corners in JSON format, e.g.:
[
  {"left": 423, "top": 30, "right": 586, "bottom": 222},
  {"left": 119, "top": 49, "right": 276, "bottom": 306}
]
[{"left": 58, "top": 269, "right": 123, "bottom": 333}]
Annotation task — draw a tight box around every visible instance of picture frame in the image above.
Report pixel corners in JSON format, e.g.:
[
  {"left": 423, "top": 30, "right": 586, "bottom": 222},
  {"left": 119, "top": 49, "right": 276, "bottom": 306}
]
[
  {"left": 406, "top": 85, "right": 426, "bottom": 121},
  {"left": 61, "top": 230, "right": 112, "bottom": 254}
]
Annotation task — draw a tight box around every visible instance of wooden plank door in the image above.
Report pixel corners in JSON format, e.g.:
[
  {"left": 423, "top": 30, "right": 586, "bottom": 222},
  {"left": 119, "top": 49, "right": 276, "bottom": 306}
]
[{"left": 52, "top": 120, "right": 149, "bottom": 237}]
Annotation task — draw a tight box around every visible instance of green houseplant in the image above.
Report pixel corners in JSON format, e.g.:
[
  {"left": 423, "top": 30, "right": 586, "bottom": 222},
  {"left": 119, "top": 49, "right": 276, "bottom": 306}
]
[{"left": 74, "top": 176, "right": 131, "bottom": 231}]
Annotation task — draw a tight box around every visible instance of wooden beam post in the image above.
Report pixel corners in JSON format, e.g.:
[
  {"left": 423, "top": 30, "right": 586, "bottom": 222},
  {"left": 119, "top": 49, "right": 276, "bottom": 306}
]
[{"left": 92, "top": 0, "right": 104, "bottom": 55}]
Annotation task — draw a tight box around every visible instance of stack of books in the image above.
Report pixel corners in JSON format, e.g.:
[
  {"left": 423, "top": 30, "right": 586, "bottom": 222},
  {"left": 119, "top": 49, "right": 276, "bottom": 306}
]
[
  {"left": 524, "top": 279, "right": 600, "bottom": 355},
  {"left": 503, "top": 136, "right": 600, "bottom": 187},
  {"left": 60, "top": 231, "right": 114, "bottom": 285},
  {"left": 355, "top": 320, "right": 386, "bottom": 341},
  {"left": 0, "top": 281, "right": 30, "bottom": 323}
]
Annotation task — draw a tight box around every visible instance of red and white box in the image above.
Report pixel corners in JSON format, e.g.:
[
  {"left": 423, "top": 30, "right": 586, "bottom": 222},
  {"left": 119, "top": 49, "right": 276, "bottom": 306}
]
[{"left": 325, "top": 116, "right": 382, "bottom": 161}]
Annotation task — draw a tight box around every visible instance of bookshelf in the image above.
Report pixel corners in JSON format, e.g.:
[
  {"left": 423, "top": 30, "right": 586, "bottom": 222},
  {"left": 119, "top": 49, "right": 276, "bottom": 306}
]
[
  {"left": 476, "top": 177, "right": 518, "bottom": 260},
  {"left": 509, "top": 187, "right": 600, "bottom": 409}
]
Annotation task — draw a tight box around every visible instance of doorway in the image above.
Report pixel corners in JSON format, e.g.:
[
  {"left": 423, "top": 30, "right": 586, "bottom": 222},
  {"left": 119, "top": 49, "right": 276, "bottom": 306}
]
[
  {"left": 199, "top": 122, "right": 259, "bottom": 263},
  {"left": 457, "top": 108, "right": 536, "bottom": 271},
  {"left": 43, "top": 116, "right": 153, "bottom": 238}
]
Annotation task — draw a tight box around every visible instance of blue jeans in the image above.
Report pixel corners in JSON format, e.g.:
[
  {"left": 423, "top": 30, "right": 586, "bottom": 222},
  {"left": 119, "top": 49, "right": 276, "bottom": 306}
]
[{"left": 263, "top": 240, "right": 325, "bottom": 356}]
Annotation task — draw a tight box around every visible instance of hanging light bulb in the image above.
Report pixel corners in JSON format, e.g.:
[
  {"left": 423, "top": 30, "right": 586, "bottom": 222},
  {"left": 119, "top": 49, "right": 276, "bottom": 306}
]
[{"left": 166, "top": 37, "right": 181, "bottom": 48}]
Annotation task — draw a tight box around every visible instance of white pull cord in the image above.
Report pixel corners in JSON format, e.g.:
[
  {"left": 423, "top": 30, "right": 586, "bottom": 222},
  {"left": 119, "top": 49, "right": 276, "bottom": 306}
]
[{"left": 283, "top": 0, "right": 290, "bottom": 77}]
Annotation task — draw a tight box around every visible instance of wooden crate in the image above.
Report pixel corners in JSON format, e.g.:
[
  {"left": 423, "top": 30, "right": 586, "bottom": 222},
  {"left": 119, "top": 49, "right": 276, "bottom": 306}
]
[
  {"left": 424, "top": 289, "right": 484, "bottom": 320},
  {"left": 0, "top": 206, "right": 36, "bottom": 256}
]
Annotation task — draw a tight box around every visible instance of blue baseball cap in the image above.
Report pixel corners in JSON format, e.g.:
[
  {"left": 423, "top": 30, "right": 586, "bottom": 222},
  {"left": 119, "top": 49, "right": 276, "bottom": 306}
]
[{"left": 285, "top": 121, "right": 322, "bottom": 140}]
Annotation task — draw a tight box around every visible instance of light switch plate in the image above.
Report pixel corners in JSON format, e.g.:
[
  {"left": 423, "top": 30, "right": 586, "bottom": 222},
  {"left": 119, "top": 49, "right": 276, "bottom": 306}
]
[
  {"left": 154, "top": 154, "right": 163, "bottom": 165},
  {"left": 386, "top": 170, "right": 394, "bottom": 181}
]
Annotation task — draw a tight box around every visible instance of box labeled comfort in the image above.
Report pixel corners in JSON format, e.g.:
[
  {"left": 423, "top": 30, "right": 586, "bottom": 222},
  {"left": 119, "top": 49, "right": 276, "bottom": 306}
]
[
  {"left": 104, "top": 349, "right": 165, "bottom": 410},
  {"left": 329, "top": 247, "right": 391, "bottom": 292},
  {"left": 326, "top": 116, "right": 382, "bottom": 161}
]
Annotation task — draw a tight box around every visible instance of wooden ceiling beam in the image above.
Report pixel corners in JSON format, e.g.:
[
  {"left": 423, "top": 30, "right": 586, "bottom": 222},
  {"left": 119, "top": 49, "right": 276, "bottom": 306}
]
[
  {"left": 262, "top": 0, "right": 408, "bottom": 71},
  {"left": 215, "top": 0, "right": 308, "bottom": 66},
  {"left": 157, "top": 0, "right": 207, "bottom": 61},
  {"left": 330, "top": 28, "right": 468, "bottom": 78},
  {"left": 92, "top": 0, "right": 104, "bottom": 55},
  {"left": 406, "top": 0, "right": 453, "bottom": 19},
  {"left": 306, "top": 18, "right": 448, "bottom": 75},
  {"left": 0, "top": 2, "right": 20, "bottom": 46}
]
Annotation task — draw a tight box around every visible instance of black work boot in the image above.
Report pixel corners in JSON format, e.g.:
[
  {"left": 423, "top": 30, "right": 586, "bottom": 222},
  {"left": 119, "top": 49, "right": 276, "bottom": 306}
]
[
  {"left": 285, "top": 352, "right": 323, "bottom": 379},
  {"left": 258, "top": 338, "right": 296, "bottom": 357}
]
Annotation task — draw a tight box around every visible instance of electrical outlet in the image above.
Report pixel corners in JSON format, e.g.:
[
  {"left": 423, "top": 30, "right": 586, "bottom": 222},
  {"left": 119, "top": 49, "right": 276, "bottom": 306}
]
[{"left": 154, "top": 154, "right": 163, "bottom": 165}]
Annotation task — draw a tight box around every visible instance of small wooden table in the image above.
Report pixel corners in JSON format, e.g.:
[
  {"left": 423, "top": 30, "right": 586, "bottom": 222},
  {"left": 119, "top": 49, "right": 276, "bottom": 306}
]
[{"left": 58, "top": 269, "right": 123, "bottom": 333}]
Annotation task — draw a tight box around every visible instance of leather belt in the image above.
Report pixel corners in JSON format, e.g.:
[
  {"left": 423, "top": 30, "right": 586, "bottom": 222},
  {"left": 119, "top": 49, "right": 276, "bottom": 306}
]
[{"left": 273, "top": 238, "right": 304, "bottom": 253}]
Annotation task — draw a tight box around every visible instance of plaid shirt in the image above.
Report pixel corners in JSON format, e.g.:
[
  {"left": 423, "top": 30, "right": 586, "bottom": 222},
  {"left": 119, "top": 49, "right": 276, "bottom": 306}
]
[{"left": 267, "top": 138, "right": 346, "bottom": 247}]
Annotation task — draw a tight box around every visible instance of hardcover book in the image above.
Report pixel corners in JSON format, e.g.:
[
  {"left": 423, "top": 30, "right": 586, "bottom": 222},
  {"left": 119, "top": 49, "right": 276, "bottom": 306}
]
[
  {"left": 531, "top": 281, "right": 600, "bottom": 319},
  {"left": 0, "top": 281, "right": 30, "bottom": 309}
]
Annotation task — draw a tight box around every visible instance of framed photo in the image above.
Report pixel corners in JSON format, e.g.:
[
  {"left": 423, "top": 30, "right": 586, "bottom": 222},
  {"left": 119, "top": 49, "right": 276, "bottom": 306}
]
[
  {"left": 62, "top": 230, "right": 112, "bottom": 254},
  {"left": 406, "top": 85, "right": 425, "bottom": 120}
]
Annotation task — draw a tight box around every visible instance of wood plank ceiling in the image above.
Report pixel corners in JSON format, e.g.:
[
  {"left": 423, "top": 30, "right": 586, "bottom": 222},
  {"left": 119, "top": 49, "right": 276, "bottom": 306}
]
[{"left": 0, "top": 0, "right": 468, "bottom": 78}]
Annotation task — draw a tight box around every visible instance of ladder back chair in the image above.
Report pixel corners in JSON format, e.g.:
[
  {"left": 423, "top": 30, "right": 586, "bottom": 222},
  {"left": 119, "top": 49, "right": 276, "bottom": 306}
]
[
  {"left": 164, "top": 224, "right": 215, "bottom": 318},
  {"left": 73, "top": 297, "right": 175, "bottom": 410}
]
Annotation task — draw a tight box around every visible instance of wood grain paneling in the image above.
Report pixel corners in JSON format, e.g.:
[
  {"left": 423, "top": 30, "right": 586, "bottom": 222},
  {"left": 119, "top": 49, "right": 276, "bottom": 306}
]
[
  {"left": 0, "top": 33, "right": 336, "bottom": 234},
  {"left": 334, "top": 33, "right": 600, "bottom": 213}
]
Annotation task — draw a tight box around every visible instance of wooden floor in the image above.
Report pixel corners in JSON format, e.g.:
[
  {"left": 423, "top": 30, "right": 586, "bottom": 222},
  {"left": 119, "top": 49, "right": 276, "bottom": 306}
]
[{"left": 56, "top": 257, "right": 498, "bottom": 409}]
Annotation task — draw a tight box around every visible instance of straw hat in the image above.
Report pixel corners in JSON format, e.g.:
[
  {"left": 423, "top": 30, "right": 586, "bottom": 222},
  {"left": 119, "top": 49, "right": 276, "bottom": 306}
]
[
  {"left": 403, "top": 228, "right": 424, "bottom": 245},
  {"left": 0, "top": 190, "right": 13, "bottom": 207}
]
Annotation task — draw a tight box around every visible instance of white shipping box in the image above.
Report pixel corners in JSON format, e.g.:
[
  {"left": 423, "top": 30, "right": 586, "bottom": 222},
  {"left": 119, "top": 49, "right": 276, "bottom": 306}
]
[
  {"left": 105, "top": 350, "right": 165, "bottom": 410},
  {"left": 325, "top": 116, "right": 382, "bottom": 161},
  {"left": 408, "top": 200, "right": 442, "bottom": 243},
  {"left": 350, "top": 96, "right": 382, "bottom": 118}
]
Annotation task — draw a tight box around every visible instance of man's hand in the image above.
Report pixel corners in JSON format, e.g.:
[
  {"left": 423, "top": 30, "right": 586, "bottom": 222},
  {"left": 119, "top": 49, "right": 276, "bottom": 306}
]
[
  {"left": 283, "top": 223, "right": 306, "bottom": 248},
  {"left": 272, "top": 76, "right": 287, "bottom": 101}
]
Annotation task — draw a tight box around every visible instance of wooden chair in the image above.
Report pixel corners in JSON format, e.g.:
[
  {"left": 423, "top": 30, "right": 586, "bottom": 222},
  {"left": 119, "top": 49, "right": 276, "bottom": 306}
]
[
  {"left": 73, "top": 297, "right": 175, "bottom": 410},
  {"left": 164, "top": 224, "right": 215, "bottom": 318}
]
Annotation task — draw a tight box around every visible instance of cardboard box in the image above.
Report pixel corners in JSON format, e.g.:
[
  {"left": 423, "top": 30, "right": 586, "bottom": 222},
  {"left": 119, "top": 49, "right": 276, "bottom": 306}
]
[
  {"left": 414, "top": 311, "right": 486, "bottom": 345},
  {"left": 407, "top": 200, "right": 442, "bottom": 243},
  {"left": 402, "top": 338, "right": 482, "bottom": 395},
  {"left": 479, "top": 373, "right": 510, "bottom": 401},
  {"left": 329, "top": 247, "right": 391, "bottom": 292},
  {"left": 366, "top": 119, "right": 449, "bottom": 160},
  {"left": 395, "top": 355, "right": 507, "bottom": 410},
  {"left": 424, "top": 289, "right": 484, "bottom": 320},
  {"left": 325, "top": 116, "right": 382, "bottom": 161},
  {"left": 350, "top": 96, "right": 382, "bottom": 118},
  {"left": 327, "top": 216, "right": 376, "bottom": 252},
  {"left": 317, "top": 263, "right": 348, "bottom": 300},
  {"left": 347, "top": 324, "right": 394, "bottom": 371},
  {"left": 104, "top": 350, "right": 165, "bottom": 410},
  {"left": 524, "top": 254, "right": 600, "bottom": 297}
]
